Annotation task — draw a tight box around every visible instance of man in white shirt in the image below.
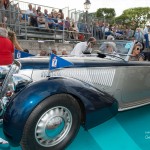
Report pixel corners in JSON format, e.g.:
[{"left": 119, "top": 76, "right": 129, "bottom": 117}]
[
  {"left": 25, "top": 3, "right": 33, "bottom": 15},
  {"left": 23, "top": 3, "right": 33, "bottom": 25},
  {"left": 70, "top": 37, "right": 96, "bottom": 56}
]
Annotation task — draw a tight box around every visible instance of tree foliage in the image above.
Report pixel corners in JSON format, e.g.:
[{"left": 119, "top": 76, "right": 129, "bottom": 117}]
[
  {"left": 115, "top": 7, "right": 150, "bottom": 29},
  {"left": 89, "top": 7, "right": 150, "bottom": 30},
  {"left": 96, "top": 8, "right": 116, "bottom": 20}
]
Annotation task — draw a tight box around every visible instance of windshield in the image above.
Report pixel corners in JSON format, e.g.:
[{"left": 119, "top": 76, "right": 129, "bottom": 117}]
[{"left": 98, "top": 40, "right": 134, "bottom": 60}]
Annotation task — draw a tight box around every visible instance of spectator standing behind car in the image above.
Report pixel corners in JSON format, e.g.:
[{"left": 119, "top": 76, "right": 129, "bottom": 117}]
[
  {"left": 143, "top": 25, "right": 150, "bottom": 49},
  {"left": 93, "top": 21, "right": 101, "bottom": 40},
  {"left": 44, "top": 9, "right": 48, "bottom": 18},
  {"left": 52, "top": 10, "right": 58, "bottom": 23},
  {"left": 36, "top": 6, "right": 41, "bottom": 14},
  {"left": 30, "top": 7, "right": 38, "bottom": 27},
  {"left": 0, "top": 0, "right": 9, "bottom": 27},
  {"left": 64, "top": 17, "right": 70, "bottom": 30},
  {"left": 70, "top": 37, "right": 96, "bottom": 56},
  {"left": 57, "top": 13, "right": 63, "bottom": 30},
  {"left": 22, "top": 3, "right": 33, "bottom": 24},
  {"left": 69, "top": 19, "right": 79, "bottom": 40},
  {"left": 58, "top": 9, "right": 64, "bottom": 19},
  {"left": 25, "top": 3, "right": 33, "bottom": 15},
  {"left": 8, "top": 30, "right": 23, "bottom": 51},
  {"left": 134, "top": 28, "right": 144, "bottom": 43},
  {"left": 0, "top": 27, "right": 14, "bottom": 65}
]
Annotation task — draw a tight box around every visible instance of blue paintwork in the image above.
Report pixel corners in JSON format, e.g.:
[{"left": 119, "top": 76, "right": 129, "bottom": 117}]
[{"left": 3, "top": 77, "right": 118, "bottom": 144}]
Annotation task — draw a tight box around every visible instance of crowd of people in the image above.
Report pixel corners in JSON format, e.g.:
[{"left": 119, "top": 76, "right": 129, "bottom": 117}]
[
  {"left": 0, "top": 1, "right": 85, "bottom": 40},
  {"left": 1, "top": 0, "right": 150, "bottom": 43},
  {"left": 17, "top": 3, "right": 83, "bottom": 40},
  {"left": 92, "top": 22, "right": 150, "bottom": 45},
  {"left": 21, "top": 4, "right": 64, "bottom": 29}
]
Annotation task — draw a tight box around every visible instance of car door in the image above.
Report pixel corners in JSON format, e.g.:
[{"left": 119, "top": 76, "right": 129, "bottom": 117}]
[{"left": 118, "top": 61, "right": 150, "bottom": 110}]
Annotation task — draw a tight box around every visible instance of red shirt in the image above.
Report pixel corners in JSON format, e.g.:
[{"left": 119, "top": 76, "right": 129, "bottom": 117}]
[{"left": 0, "top": 36, "right": 14, "bottom": 65}]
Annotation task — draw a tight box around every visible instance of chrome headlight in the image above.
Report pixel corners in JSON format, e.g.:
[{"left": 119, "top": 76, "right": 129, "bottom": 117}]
[
  {"left": 0, "top": 74, "right": 32, "bottom": 117},
  {"left": 0, "top": 66, "right": 10, "bottom": 79},
  {"left": 0, "top": 62, "right": 22, "bottom": 117},
  {"left": 12, "top": 74, "right": 32, "bottom": 92},
  {"left": 2, "top": 74, "right": 32, "bottom": 98},
  {"left": 0, "top": 74, "right": 32, "bottom": 120},
  {"left": 1, "top": 63, "right": 20, "bottom": 97}
]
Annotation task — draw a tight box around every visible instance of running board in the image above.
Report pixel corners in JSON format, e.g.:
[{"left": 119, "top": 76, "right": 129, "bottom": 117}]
[{"left": 118, "top": 99, "right": 150, "bottom": 111}]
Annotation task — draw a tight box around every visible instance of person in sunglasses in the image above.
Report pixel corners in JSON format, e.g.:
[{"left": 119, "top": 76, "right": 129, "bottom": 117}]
[{"left": 129, "top": 44, "right": 145, "bottom": 61}]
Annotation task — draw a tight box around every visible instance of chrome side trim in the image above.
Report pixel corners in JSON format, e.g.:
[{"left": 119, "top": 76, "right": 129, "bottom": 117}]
[{"left": 118, "top": 98, "right": 150, "bottom": 111}]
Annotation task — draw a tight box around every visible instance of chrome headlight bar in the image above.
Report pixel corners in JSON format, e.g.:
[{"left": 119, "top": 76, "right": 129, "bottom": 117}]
[
  {"left": 12, "top": 74, "right": 32, "bottom": 92},
  {"left": 0, "top": 66, "right": 10, "bottom": 79},
  {"left": 1, "top": 64, "right": 20, "bottom": 98},
  {"left": 0, "top": 74, "right": 32, "bottom": 117},
  {"left": 5, "top": 74, "right": 32, "bottom": 97}
]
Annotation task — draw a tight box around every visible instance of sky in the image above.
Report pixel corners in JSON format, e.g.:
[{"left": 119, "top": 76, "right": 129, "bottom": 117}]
[{"left": 19, "top": 0, "right": 150, "bottom": 16}]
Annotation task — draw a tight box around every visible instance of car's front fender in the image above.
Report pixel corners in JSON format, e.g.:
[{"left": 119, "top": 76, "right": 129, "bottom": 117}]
[{"left": 3, "top": 77, "right": 118, "bottom": 144}]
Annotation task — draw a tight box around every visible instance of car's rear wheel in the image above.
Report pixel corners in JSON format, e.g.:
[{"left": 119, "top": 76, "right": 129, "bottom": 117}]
[{"left": 20, "top": 94, "right": 81, "bottom": 150}]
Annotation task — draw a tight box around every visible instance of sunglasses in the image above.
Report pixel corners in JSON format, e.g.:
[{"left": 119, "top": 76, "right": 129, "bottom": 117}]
[{"left": 136, "top": 47, "right": 140, "bottom": 50}]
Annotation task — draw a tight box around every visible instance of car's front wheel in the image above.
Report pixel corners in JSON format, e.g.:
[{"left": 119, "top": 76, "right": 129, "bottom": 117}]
[{"left": 20, "top": 94, "right": 81, "bottom": 150}]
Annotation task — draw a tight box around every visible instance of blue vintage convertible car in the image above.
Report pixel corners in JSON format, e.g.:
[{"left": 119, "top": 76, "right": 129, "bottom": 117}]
[{"left": 0, "top": 40, "right": 150, "bottom": 150}]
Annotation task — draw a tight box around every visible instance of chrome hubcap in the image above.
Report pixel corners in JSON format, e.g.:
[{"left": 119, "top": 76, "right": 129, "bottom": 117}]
[{"left": 35, "top": 106, "right": 72, "bottom": 147}]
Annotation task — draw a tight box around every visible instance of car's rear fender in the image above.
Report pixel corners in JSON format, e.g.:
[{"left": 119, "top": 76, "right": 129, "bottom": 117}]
[{"left": 3, "top": 77, "right": 118, "bottom": 144}]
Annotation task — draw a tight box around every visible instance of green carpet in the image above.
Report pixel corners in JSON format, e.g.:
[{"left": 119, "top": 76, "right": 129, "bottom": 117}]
[{"left": 1, "top": 104, "right": 150, "bottom": 150}]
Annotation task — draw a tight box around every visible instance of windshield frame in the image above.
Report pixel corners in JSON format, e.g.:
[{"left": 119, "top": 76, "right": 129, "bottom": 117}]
[{"left": 98, "top": 40, "right": 135, "bottom": 61}]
